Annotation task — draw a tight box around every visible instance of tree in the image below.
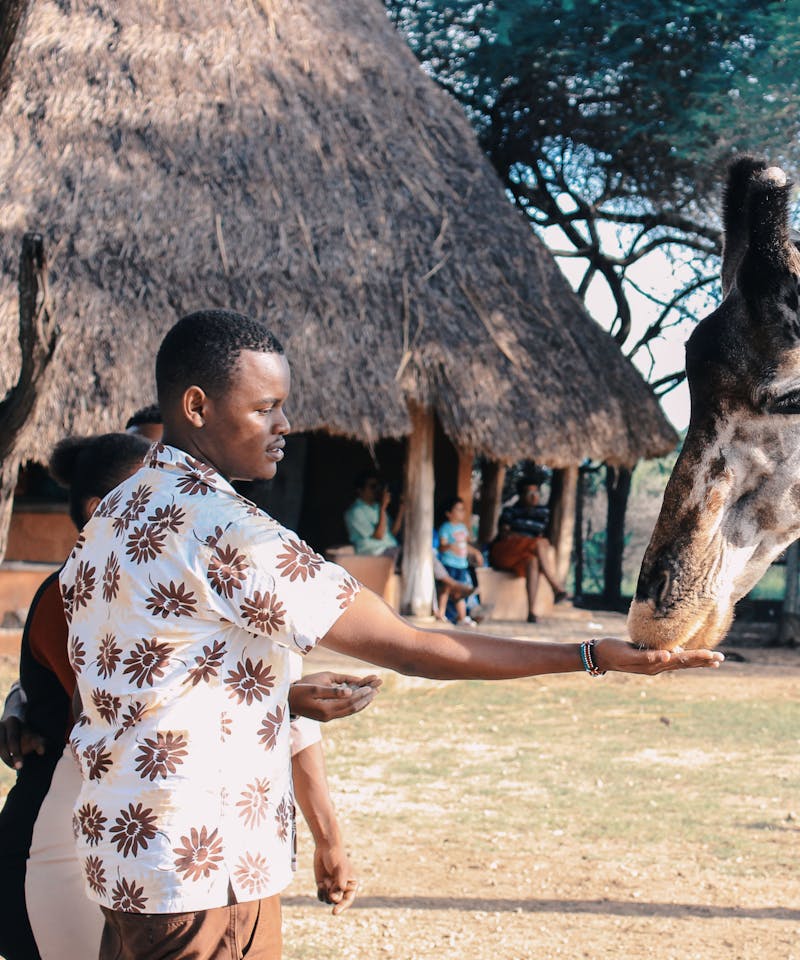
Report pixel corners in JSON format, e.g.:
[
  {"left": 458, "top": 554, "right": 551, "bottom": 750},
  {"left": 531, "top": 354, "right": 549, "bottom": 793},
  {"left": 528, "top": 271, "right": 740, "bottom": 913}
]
[
  {"left": 386, "top": 0, "right": 800, "bottom": 598},
  {"left": 0, "top": 234, "right": 60, "bottom": 559}
]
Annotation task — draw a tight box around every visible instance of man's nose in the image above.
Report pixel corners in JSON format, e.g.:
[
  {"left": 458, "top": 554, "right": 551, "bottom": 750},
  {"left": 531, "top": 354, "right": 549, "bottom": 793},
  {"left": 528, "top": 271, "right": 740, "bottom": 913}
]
[{"left": 276, "top": 410, "right": 290, "bottom": 434}]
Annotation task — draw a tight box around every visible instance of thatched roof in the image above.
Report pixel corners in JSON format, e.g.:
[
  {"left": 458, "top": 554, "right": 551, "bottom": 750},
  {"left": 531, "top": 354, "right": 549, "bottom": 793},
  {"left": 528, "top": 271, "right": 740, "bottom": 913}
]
[{"left": 0, "top": 0, "right": 677, "bottom": 468}]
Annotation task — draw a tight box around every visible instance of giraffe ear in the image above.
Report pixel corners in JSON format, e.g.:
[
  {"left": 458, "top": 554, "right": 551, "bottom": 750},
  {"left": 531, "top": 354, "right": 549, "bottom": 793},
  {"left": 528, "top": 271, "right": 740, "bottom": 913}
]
[
  {"left": 735, "top": 167, "right": 799, "bottom": 320},
  {"left": 721, "top": 156, "right": 768, "bottom": 296}
]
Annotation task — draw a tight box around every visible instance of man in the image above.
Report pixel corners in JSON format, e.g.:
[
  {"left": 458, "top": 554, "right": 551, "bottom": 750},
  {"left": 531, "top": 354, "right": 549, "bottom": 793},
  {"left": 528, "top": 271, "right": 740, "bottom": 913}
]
[
  {"left": 61, "top": 310, "right": 722, "bottom": 960},
  {"left": 490, "top": 476, "right": 568, "bottom": 623},
  {"left": 344, "top": 471, "right": 404, "bottom": 556},
  {"left": 124, "top": 404, "right": 378, "bottom": 919}
]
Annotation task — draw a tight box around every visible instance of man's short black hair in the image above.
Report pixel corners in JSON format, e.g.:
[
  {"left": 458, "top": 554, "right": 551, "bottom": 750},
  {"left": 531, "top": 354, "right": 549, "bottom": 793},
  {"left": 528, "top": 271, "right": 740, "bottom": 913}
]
[
  {"left": 353, "top": 470, "right": 380, "bottom": 493},
  {"left": 125, "top": 403, "right": 162, "bottom": 429},
  {"left": 156, "top": 310, "right": 284, "bottom": 407},
  {"left": 516, "top": 468, "right": 548, "bottom": 498},
  {"left": 49, "top": 433, "right": 151, "bottom": 530}
]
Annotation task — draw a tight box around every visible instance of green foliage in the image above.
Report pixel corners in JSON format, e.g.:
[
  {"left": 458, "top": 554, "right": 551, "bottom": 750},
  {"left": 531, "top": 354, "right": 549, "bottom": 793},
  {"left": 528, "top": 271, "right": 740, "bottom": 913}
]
[
  {"left": 386, "top": 1, "right": 800, "bottom": 377},
  {"left": 387, "top": 1, "right": 800, "bottom": 197}
]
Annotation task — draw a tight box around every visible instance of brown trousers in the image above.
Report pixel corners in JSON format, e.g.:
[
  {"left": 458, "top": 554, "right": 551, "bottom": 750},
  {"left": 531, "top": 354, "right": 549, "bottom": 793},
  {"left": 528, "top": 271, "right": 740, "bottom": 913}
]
[{"left": 99, "top": 895, "right": 282, "bottom": 960}]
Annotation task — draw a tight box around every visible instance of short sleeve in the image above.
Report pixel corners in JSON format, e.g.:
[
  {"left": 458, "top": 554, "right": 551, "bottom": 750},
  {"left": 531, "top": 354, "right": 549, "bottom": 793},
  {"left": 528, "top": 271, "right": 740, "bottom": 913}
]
[
  {"left": 203, "top": 517, "right": 361, "bottom": 655},
  {"left": 290, "top": 717, "right": 322, "bottom": 756}
]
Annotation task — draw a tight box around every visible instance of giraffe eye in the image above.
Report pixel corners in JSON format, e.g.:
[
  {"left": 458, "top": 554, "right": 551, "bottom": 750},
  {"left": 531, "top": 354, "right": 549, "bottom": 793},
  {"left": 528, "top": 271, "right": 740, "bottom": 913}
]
[{"left": 765, "top": 391, "right": 800, "bottom": 415}]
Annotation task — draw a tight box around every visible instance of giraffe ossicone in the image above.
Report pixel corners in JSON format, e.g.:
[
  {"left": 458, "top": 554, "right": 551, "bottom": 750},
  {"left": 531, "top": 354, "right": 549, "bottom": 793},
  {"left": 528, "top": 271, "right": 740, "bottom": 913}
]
[{"left": 628, "top": 156, "right": 800, "bottom": 651}]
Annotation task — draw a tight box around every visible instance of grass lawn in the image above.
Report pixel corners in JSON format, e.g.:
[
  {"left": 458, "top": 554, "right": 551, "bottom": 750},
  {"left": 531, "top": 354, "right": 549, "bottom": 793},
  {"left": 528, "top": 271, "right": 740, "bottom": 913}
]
[{"left": 2, "top": 645, "right": 798, "bottom": 959}]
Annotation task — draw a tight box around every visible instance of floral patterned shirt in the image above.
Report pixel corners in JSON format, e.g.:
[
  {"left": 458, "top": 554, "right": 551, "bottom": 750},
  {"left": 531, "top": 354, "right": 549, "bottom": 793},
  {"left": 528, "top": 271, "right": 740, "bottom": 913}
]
[{"left": 59, "top": 444, "right": 360, "bottom": 913}]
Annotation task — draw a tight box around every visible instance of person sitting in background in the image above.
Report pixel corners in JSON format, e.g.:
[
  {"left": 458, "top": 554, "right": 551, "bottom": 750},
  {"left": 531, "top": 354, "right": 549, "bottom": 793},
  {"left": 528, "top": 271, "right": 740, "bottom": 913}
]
[
  {"left": 489, "top": 476, "right": 567, "bottom": 624},
  {"left": 435, "top": 497, "right": 484, "bottom": 627},
  {"left": 344, "top": 471, "right": 404, "bottom": 557}
]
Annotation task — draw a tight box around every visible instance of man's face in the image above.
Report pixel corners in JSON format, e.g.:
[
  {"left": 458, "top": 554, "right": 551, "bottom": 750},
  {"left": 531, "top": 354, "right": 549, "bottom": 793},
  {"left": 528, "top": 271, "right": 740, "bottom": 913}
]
[
  {"left": 358, "top": 477, "right": 380, "bottom": 504},
  {"left": 196, "top": 350, "right": 291, "bottom": 481},
  {"left": 521, "top": 485, "right": 540, "bottom": 507}
]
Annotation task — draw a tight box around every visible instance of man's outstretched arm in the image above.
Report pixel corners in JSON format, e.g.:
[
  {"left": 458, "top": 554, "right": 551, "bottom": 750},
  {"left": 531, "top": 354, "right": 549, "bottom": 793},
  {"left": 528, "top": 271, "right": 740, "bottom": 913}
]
[{"left": 320, "top": 589, "right": 723, "bottom": 680}]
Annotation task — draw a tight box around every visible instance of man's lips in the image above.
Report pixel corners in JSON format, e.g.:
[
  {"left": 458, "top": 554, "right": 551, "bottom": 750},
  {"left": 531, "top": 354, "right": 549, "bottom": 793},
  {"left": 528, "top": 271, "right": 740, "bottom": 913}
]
[{"left": 266, "top": 443, "right": 285, "bottom": 460}]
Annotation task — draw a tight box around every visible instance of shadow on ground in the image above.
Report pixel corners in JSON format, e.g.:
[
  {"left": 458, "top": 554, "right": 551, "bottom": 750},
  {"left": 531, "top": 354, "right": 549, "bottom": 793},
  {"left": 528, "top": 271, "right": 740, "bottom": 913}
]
[{"left": 283, "top": 894, "right": 800, "bottom": 922}]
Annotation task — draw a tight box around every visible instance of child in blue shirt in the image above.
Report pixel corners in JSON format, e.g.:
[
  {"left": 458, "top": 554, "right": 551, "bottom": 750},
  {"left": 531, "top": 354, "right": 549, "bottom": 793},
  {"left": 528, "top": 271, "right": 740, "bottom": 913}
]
[{"left": 436, "top": 497, "right": 484, "bottom": 626}]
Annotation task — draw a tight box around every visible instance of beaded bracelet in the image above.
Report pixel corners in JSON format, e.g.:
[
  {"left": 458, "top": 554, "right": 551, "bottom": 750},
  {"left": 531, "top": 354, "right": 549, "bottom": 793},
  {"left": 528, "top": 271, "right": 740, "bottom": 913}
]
[{"left": 580, "top": 639, "right": 606, "bottom": 677}]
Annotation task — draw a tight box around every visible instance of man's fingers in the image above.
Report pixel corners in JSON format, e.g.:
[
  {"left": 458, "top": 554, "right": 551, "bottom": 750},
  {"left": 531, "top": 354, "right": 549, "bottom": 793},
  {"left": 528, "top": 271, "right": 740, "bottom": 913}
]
[
  {"left": 337, "top": 688, "right": 376, "bottom": 716},
  {"left": 331, "top": 879, "right": 358, "bottom": 915},
  {"left": 299, "top": 683, "right": 351, "bottom": 701},
  {"left": 661, "top": 649, "right": 724, "bottom": 671},
  {"left": 320, "top": 688, "right": 377, "bottom": 720}
]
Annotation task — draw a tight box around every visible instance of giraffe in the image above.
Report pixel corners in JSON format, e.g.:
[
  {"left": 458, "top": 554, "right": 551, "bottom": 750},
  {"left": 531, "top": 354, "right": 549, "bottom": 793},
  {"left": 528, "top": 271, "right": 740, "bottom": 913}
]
[{"left": 628, "top": 156, "right": 800, "bottom": 651}]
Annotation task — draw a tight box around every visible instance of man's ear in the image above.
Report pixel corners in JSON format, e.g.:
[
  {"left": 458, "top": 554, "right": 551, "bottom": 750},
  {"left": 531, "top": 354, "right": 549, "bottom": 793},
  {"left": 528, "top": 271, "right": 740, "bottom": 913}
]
[
  {"left": 83, "top": 495, "right": 102, "bottom": 522},
  {"left": 182, "top": 386, "right": 208, "bottom": 428}
]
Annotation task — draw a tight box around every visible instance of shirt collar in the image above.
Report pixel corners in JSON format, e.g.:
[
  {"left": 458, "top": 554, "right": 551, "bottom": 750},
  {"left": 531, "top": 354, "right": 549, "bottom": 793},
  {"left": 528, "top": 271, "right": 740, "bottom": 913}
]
[{"left": 144, "top": 442, "right": 241, "bottom": 500}]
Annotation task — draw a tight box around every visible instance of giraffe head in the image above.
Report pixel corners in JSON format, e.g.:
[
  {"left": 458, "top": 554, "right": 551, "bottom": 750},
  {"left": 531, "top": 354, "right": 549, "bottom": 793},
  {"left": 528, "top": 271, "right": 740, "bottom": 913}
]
[{"left": 628, "top": 157, "right": 800, "bottom": 650}]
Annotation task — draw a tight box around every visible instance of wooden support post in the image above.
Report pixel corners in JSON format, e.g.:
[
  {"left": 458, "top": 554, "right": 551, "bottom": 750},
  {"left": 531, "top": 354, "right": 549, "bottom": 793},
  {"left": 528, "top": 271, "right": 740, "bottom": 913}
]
[
  {"left": 549, "top": 466, "right": 578, "bottom": 584},
  {"left": 456, "top": 447, "right": 474, "bottom": 519},
  {"left": 573, "top": 466, "right": 586, "bottom": 600},
  {"left": 401, "top": 402, "right": 435, "bottom": 616},
  {"left": 779, "top": 539, "right": 800, "bottom": 645},
  {"left": 477, "top": 461, "right": 506, "bottom": 546}
]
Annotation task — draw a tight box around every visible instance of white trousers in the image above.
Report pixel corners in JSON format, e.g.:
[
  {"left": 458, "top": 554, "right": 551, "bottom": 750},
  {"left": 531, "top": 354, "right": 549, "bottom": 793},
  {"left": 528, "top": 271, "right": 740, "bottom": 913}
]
[{"left": 25, "top": 745, "right": 104, "bottom": 960}]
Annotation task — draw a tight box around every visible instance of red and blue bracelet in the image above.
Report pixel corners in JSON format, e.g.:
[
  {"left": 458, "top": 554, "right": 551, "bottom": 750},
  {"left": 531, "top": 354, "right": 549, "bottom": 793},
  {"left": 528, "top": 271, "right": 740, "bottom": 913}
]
[{"left": 580, "top": 639, "right": 606, "bottom": 677}]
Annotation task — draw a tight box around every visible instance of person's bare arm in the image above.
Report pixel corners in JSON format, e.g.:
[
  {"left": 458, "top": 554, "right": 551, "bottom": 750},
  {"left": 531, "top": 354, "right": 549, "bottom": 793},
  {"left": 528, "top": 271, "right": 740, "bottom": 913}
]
[
  {"left": 292, "top": 741, "right": 357, "bottom": 914},
  {"left": 372, "top": 490, "right": 391, "bottom": 540},
  {"left": 320, "top": 589, "right": 723, "bottom": 679},
  {"left": 467, "top": 544, "right": 484, "bottom": 567}
]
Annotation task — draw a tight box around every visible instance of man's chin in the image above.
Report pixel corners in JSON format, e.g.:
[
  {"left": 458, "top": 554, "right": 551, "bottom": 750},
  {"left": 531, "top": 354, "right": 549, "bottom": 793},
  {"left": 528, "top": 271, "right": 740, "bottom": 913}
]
[{"left": 230, "top": 463, "right": 278, "bottom": 483}]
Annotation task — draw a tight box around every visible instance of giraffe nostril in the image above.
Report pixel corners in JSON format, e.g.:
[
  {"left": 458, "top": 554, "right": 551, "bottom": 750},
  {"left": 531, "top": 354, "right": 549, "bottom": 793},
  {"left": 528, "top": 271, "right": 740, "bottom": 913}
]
[{"left": 635, "top": 564, "right": 672, "bottom": 608}]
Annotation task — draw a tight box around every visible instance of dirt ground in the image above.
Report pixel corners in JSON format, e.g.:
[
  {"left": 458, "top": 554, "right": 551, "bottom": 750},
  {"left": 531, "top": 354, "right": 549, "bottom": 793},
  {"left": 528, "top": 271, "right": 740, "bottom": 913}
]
[
  {"left": 281, "top": 607, "right": 800, "bottom": 960},
  {"left": 1, "top": 605, "right": 798, "bottom": 960}
]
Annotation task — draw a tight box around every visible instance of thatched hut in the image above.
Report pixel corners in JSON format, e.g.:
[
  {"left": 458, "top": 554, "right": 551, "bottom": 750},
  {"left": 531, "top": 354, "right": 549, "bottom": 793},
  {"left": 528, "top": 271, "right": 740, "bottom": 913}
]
[{"left": 0, "top": 0, "right": 676, "bottom": 612}]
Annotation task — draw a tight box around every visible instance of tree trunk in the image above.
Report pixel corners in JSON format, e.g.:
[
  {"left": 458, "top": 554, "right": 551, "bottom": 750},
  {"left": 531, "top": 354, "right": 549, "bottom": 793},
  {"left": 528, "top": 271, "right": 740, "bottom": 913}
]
[
  {"left": 400, "top": 402, "right": 435, "bottom": 616},
  {"left": 549, "top": 466, "right": 578, "bottom": 585},
  {"left": 602, "top": 464, "right": 632, "bottom": 611},
  {"left": 477, "top": 461, "right": 506, "bottom": 546},
  {"left": 0, "top": 0, "right": 30, "bottom": 105},
  {"left": 0, "top": 233, "right": 59, "bottom": 559}
]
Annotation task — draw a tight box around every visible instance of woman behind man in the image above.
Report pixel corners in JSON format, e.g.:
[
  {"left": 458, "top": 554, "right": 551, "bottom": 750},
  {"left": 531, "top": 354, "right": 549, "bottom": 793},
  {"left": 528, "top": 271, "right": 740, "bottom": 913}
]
[{"left": 0, "top": 433, "right": 151, "bottom": 960}]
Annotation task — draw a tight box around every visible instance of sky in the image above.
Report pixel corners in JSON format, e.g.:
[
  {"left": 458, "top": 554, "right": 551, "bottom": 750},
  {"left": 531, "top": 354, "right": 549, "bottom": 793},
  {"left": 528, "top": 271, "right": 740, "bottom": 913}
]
[{"left": 550, "top": 235, "right": 712, "bottom": 434}]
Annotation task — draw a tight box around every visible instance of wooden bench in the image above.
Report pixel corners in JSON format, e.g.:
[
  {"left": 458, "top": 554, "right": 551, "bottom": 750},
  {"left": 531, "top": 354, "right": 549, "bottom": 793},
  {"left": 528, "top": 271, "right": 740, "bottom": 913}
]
[{"left": 475, "top": 554, "right": 556, "bottom": 621}]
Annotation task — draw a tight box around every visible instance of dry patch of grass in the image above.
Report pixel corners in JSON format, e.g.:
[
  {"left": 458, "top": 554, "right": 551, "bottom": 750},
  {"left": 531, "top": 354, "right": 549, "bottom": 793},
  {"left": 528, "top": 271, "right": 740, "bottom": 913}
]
[
  {"left": 284, "top": 660, "right": 800, "bottom": 959},
  {"left": 2, "top": 651, "right": 799, "bottom": 959}
]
